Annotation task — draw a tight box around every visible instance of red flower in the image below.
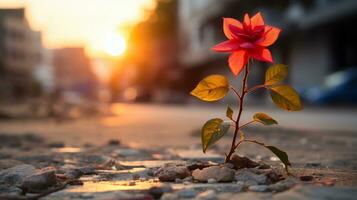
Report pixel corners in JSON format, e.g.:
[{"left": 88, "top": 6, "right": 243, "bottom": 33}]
[{"left": 212, "top": 12, "right": 281, "bottom": 76}]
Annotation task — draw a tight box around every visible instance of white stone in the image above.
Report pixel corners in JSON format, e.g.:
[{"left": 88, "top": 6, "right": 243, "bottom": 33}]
[{"left": 192, "top": 166, "right": 235, "bottom": 182}]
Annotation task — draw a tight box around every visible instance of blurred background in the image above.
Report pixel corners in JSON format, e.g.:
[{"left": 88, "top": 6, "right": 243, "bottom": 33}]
[{"left": 0, "top": 0, "right": 357, "bottom": 147}]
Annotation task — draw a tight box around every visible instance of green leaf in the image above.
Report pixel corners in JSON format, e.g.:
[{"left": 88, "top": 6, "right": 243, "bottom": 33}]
[
  {"left": 265, "top": 64, "right": 288, "bottom": 85},
  {"left": 190, "top": 74, "right": 229, "bottom": 101},
  {"left": 269, "top": 85, "right": 303, "bottom": 111},
  {"left": 244, "top": 140, "right": 291, "bottom": 173},
  {"left": 253, "top": 112, "right": 278, "bottom": 125},
  {"left": 201, "top": 118, "right": 230, "bottom": 153},
  {"left": 226, "top": 106, "right": 234, "bottom": 120},
  {"left": 265, "top": 145, "right": 291, "bottom": 172}
]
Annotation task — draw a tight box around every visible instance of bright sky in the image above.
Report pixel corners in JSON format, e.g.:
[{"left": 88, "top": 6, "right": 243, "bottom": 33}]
[{"left": 0, "top": 0, "right": 156, "bottom": 57}]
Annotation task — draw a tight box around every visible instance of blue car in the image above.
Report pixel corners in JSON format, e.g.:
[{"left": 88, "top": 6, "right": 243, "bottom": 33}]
[{"left": 303, "top": 67, "right": 357, "bottom": 104}]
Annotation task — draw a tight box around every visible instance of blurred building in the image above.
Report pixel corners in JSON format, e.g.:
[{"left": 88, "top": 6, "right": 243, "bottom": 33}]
[
  {"left": 33, "top": 48, "right": 54, "bottom": 93},
  {"left": 53, "top": 47, "right": 98, "bottom": 99},
  {"left": 178, "top": 0, "right": 357, "bottom": 103},
  {"left": 112, "top": 0, "right": 183, "bottom": 102},
  {"left": 0, "top": 8, "right": 43, "bottom": 100}
]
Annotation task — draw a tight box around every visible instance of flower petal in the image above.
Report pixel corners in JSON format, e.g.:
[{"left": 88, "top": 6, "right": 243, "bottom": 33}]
[
  {"left": 228, "top": 50, "right": 248, "bottom": 76},
  {"left": 211, "top": 40, "right": 240, "bottom": 52},
  {"left": 256, "top": 26, "right": 281, "bottom": 47},
  {"left": 239, "top": 42, "right": 256, "bottom": 49},
  {"left": 223, "top": 18, "right": 243, "bottom": 39},
  {"left": 243, "top": 13, "right": 251, "bottom": 27},
  {"left": 228, "top": 25, "right": 249, "bottom": 40},
  {"left": 250, "top": 48, "right": 273, "bottom": 63},
  {"left": 251, "top": 12, "right": 265, "bottom": 28}
]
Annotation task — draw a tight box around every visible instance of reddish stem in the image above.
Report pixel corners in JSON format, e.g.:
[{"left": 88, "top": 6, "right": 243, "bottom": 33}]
[
  {"left": 239, "top": 120, "right": 255, "bottom": 129},
  {"left": 246, "top": 84, "right": 266, "bottom": 94},
  {"left": 225, "top": 60, "right": 251, "bottom": 162},
  {"left": 230, "top": 86, "right": 241, "bottom": 99}
]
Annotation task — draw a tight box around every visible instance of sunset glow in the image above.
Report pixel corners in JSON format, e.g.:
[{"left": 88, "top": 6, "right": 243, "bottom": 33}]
[
  {"left": 104, "top": 33, "right": 127, "bottom": 57},
  {"left": 0, "top": 0, "right": 156, "bottom": 57}
]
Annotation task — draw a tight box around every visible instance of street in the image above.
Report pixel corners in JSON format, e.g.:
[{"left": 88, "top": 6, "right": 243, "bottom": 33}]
[
  {"left": 1, "top": 103, "right": 357, "bottom": 199},
  {"left": 0, "top": 103, "right": 356, "bottom": 148}
]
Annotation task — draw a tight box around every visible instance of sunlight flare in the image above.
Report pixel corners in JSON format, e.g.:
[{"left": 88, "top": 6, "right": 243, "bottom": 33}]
[{"left": 104, "top": 33, "right": 127, "bottom": 57}]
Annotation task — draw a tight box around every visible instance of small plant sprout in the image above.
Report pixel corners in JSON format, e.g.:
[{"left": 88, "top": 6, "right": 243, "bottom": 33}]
[{"left": 190, "top": 12, "right": 303, "bottom": 173}]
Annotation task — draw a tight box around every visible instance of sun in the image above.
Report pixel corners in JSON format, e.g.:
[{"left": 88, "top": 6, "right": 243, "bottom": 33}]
[{"left": 104, "top": 33, "right": 127, "bottom": 57}]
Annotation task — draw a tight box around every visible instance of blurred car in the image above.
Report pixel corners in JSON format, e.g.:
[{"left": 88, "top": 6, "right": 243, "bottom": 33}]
[{"left": 302, "top": 67, "right": 357, "bottom": 104}]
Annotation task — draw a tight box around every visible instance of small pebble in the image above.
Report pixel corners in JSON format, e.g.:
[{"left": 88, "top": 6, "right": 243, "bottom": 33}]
[
  {"left": 20, "top": 167, "right": 58, "bottom": 192},
  {"left": 156, "top": 165, "right": 190, "bottom": 182},
  {"left": 192, "top": 166, "right": 235, "bottom": 182},
  {"left": 245, "top": 180, "right": 258, "bottom": 186},
  {"left": 207, "top": 178, "right": 217, "bottom": 184},
  {"left": 249, "top": 185, "right": 268, "bottom": 192},
  {"left": 236, "top": 181, "right": 245, "bottom": 185},
  {"left": 182, "top": 176, "right": 193, "bottom": 182}
]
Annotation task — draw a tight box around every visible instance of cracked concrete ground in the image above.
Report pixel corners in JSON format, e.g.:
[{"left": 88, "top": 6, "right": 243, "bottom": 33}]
[{"left": 0, "top": 103, "right": 356, "bottom": 199}]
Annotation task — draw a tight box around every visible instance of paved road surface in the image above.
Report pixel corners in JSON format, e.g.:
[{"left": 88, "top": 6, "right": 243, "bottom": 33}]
[{"left": 0, "top": 103, "right": 356, "bottom": 148}]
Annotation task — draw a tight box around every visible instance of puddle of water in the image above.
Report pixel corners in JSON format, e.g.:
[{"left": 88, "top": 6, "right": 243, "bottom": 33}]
[
  {"left": 96, "top": 167, "right": 147, "bottom": 175},
  {"left": 52, "top": 147, "right": 81, "bottom": 153},
  {"left": 67, "top": 180, "right": 242, "bottom": 193},
  {"left": 67, "top": 181, "right": 162, "bottom": 193},
  {"left": 79, "top": 168, "right": 151, "bottom": 183},
  {"left": 119, "top": 160, "right": 185, "bottom": 168}
]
